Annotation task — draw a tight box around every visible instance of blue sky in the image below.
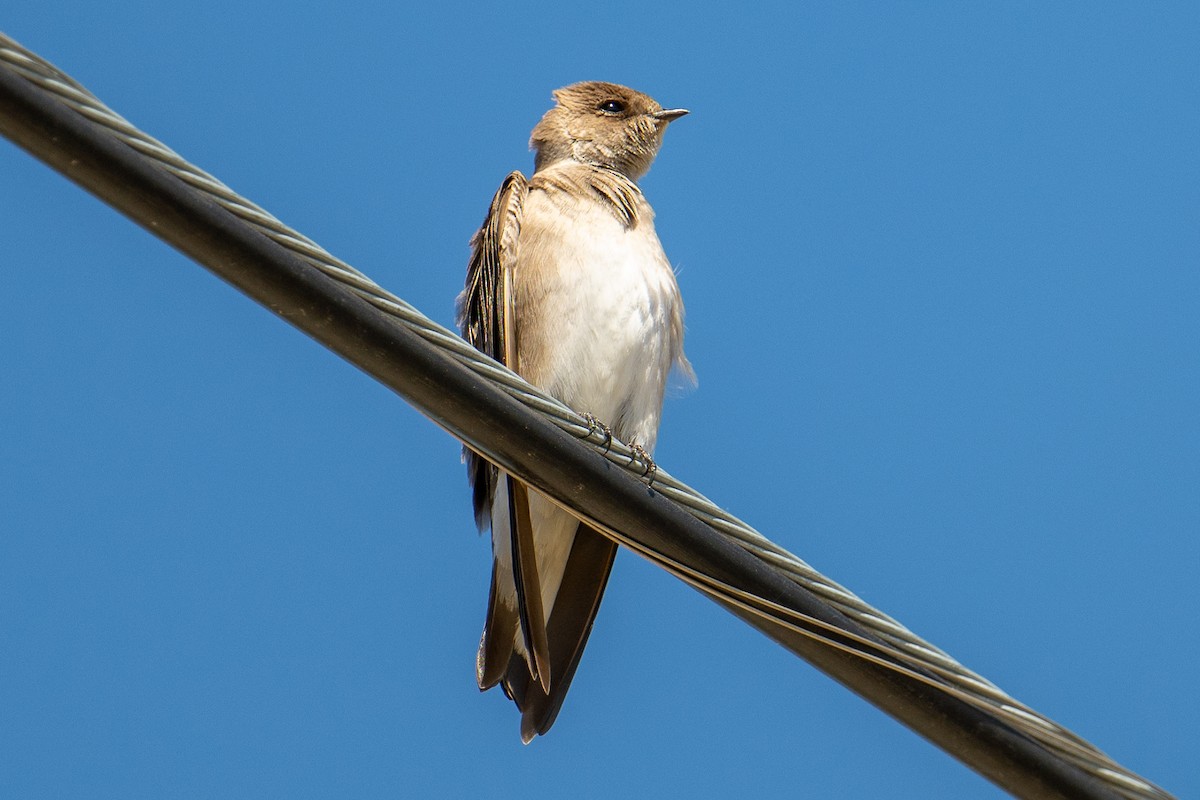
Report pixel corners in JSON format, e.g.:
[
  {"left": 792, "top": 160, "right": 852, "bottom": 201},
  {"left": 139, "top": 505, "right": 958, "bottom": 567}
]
[{"left": 2, "top": 3, "right": 1196, "bottom": 798}]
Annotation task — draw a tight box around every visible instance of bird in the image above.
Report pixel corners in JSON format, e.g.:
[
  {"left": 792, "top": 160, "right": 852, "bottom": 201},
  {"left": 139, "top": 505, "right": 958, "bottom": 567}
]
[{"left": 456, "top": 81, "right": 692, "bottom": 742}]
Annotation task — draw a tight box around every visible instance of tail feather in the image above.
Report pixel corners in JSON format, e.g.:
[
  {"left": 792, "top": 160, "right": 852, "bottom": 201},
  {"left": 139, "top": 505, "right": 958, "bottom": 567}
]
[
  {"left": 477, "top": 561, "right": 518, "bottom": 691},
  {"left": 508, "top": 478, "right": 552, "bottom": 692},
  {"left": 501, "top": 523, "right": 617, "bottom": 742}
]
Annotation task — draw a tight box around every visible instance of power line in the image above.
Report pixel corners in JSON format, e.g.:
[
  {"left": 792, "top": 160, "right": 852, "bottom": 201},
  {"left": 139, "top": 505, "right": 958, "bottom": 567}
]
[{"left": 0, "top": 31, "right": 1173, "bottom": 800}]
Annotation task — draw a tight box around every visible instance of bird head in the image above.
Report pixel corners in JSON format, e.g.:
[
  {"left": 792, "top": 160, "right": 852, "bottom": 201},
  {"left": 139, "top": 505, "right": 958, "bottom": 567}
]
[{"left": 530, "top": 81, "right": 687, "bottom": 181}]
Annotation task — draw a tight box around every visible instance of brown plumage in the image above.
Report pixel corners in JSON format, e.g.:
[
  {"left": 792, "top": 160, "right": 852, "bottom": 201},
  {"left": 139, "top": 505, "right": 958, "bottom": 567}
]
[{"left": 458, "top": 81, "right": 690, "bottom": 742}]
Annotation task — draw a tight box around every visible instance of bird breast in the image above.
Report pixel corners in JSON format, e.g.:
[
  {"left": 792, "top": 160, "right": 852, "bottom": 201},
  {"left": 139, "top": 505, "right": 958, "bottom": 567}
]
[{"left": 513, "top": 178, "right": 681, "bottom": 451}]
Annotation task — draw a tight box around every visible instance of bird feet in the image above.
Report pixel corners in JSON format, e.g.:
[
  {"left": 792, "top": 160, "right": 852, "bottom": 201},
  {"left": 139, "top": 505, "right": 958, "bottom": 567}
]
[
  {"left": 582, "top": 413, "right": 613, "bottom": 453},
  {"left": 582, "top": 414, "right": 656, "bottom": 485},
  {"left": 628, "top": 442, "right": 657, "bottom": 486}
]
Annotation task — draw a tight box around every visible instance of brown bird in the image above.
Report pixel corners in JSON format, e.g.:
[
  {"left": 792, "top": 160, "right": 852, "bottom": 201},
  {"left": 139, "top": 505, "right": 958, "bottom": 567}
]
[{"left": 457, "top": 81, "right": 692, "bottom": 742}]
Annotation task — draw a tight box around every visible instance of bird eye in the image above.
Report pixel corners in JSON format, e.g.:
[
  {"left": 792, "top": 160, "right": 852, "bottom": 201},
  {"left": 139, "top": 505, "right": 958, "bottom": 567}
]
[{"left": 598, "top": 99, "right": 626, "bottom": 114}]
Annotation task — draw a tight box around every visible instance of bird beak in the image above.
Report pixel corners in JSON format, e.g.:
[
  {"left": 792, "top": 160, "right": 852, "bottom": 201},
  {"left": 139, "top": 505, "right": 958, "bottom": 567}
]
[{"left": 653, "top": 108, "right": 689, "bottom": 122}]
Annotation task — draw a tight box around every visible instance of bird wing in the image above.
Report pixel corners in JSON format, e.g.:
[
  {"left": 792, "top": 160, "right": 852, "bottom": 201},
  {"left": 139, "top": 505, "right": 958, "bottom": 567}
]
[
  {"left": 458, "top": 171, "right": 552, "bottom": 692},
  {"left": 459, "top": 171, "right": 621, "bottom": 741}
]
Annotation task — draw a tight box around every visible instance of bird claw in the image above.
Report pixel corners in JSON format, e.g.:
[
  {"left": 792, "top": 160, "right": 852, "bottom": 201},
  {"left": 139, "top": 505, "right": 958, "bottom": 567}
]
[
  {"left": 628, "top": 442, "right": 657, "bottom": 485},
  {"left": 582, "top": 412, "right": 613, "bottom": 453}
]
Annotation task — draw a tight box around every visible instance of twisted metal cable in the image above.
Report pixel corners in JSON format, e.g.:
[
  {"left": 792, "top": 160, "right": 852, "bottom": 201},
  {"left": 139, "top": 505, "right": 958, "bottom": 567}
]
[{"left": 0, "top": 32, "right": 1171, "bottom": 800}]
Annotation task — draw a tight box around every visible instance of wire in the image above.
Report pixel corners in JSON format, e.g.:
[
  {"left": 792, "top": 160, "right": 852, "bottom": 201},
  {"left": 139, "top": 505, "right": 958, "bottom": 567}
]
[{"left": 0, "top": 30, "right": 1174, "bottom": 800}]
